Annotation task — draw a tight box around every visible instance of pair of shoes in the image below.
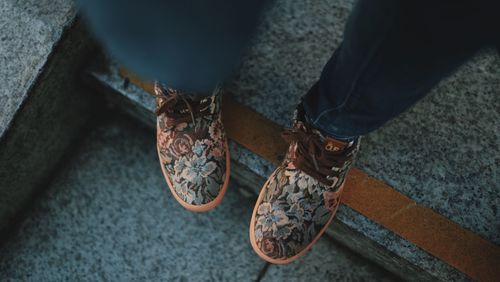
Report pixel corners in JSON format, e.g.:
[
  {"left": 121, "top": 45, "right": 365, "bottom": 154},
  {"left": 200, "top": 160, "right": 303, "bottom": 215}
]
[{"left": 154, "top": 84, "right": 360, "bottom": 263}]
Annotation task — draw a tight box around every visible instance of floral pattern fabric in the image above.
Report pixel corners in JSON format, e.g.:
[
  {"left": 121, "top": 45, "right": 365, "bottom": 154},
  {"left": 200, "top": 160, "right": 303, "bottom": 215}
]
[
  {"left": 252, "top": 116, "right": 359, "bottom": 260},
  {"left": 156, "top": 86, "right": 228, "bottom": 206}
]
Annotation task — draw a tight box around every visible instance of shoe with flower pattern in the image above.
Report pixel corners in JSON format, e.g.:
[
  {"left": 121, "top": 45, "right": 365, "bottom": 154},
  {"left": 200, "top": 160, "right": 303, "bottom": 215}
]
[
  {"left": 155, "top": 82, "right": 230, "bottom": 212},
  {"left": 249, "top": 105, "right": 360, "bottom": 263}
]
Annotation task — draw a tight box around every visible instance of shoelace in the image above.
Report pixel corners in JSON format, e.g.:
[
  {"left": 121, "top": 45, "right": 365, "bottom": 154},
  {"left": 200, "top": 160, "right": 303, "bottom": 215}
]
[
  {"left": 154, "top": 84, "right": 212, "bottom": 129},
  {"left": 281, "top": 127, "right": 356, "bottom": 186}
]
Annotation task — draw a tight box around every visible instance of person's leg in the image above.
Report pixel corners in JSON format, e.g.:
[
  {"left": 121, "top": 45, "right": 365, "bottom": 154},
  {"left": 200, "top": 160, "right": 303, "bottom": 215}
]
[
  {"left": 77, "top": 0, "right": 268, "bottom": 92},
  {"left": 303, "top": 0, "right": 500, "bottom": 139},
  {"left": 78, "top": 0, "right": 271, "bottom": 211}
]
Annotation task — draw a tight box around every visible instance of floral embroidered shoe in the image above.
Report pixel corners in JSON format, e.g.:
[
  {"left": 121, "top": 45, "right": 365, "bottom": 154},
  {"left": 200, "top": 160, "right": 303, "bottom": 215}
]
[
  {"left": 155, "top": 82, "right": 230, "bottom": 212},
  {"left": 249, "top": 105, "right": 360, "bottom": 264}
]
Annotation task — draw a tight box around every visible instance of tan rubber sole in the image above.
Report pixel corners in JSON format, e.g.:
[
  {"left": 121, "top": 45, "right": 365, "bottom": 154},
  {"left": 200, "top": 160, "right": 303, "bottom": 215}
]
[
  {"left": 157, "top": 139, "right": 231, "bottom": 213},
  {"left": 249, "top": 168, "right": 342, "bottom": 264}
]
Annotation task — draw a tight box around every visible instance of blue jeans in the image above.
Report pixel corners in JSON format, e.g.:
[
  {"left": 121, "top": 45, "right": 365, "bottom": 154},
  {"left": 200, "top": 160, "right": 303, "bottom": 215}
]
[
  {"left": 302, "top": 0, "right": 500, "bottom": 139},
  {"left": 78, "top": 0, "right": 500, "bottom": 139}
]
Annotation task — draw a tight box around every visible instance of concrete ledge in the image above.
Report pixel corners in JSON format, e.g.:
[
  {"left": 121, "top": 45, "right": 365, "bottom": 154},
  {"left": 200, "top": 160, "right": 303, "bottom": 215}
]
[
  {"left": 0, "top": 21, "right": 98, "bottom": 236},
  {"left": 0, "top": 0, "right": 76, "bottom": 137}
]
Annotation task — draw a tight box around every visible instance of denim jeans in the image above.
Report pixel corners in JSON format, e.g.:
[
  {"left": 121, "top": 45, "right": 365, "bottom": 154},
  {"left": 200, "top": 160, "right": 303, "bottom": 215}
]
[
  {"left": 78, "top": 0, "right": 500, "bottom": 139},
  {"left": 302, "top": 0, "right": 500, "bottom": 139},
  {"left": 77, "top": 0, "right": 270, "bottom": 92}
]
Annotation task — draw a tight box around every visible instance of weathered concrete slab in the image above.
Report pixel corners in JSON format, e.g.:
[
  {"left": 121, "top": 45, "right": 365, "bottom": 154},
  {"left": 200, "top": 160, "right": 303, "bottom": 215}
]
[
  {"left": 0, "top": 20, "right": 97, "bottom": 236},
  {"left": 0, "top": 118, "right": 266, "bottom": 281},
  {"left": 0, "top": 0, "right": 75, "bottom": 136},
  {"left": 262, "top": 238, "right": 397, "bottom": 282},
  {"left": 0, "top": 0, "right": 98, "bottom": 235},
  {"left": 0, "top": 117, "right": 394, "bottom": 281}
]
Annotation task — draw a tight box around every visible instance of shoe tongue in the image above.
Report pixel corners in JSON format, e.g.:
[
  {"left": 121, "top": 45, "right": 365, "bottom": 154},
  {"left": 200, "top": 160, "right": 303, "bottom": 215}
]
[{"left": 171, "top": 93, "right": 212, "bottom": 114}]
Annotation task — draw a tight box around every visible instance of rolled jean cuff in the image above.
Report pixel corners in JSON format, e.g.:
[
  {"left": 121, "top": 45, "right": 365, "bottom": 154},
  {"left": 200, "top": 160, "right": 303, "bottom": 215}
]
[{"left": 301, "top": 103, "right": 358, "bottom": 142}]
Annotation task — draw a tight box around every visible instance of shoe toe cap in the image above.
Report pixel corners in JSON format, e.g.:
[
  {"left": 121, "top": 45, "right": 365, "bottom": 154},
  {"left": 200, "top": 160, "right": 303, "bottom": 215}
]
[
  {"left": 165, "top": 155, "right": 228, "bottom": 206},
  {"left": 251, "top": 169, "right": 336, "bottom": 262}
]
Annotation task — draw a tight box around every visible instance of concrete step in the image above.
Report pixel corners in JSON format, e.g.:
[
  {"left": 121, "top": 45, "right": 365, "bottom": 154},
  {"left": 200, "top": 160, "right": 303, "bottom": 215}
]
[
  {"left": 82, "top": 0, "right": 500, "bottom": 280},
  {"left": 0, "top": 116, "right": 398, "bottom": 281},
  {"left": 0, "top": 0, "right": 99, "bottom": 236}
]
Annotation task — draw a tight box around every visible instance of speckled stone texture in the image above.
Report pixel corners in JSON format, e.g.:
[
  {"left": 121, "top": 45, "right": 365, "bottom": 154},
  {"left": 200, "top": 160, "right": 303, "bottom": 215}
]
[
  {"left": 0, "top": 0, "right": 87, "bottom": 233},
  {"left": 0, "top": 117, "right": 394, "bottom": 281},
  {"left": 0, "top": 0, "right": 75, "bottom": 136},
  {"left": 355, "top": 50, "right": 500, "bottom": 244},
  {"left": 262, "top": 238, "right": 396, "bottom": 282},
  {"left": 0, "top": 21, "right": 97, "bottom": 235}
]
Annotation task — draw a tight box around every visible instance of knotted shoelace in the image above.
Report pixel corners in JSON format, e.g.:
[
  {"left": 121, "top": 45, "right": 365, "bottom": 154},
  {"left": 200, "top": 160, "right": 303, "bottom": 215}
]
[
  {"left": 154, "top": 84, "right": 212, "bottom": 129},
  {"left": 281, "top": 126, "right": 357, "bottom": 186}
]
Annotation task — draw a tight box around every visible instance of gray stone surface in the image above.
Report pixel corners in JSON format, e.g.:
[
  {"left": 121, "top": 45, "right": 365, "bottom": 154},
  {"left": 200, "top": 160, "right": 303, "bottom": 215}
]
[
  {"left": 0, "top": 118, "right": 265, "bottom": 281},
  {"left": 262, "top": 238, "right": 396, "bottom": 282},
  {"left": 0, "top": 21, "right": 96, "bottom": 235},
  {"left": 356, "top": 51, "right": 500, "bottom": 244},
  {"left": 0, "top": 0, "right": 84, "bottom": 234},
  {"left": 0, "top": 117, "right": 394, "bottom": 282},
  {"left": 0, "top": 0, "right": 75, "bottom": 137}
]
